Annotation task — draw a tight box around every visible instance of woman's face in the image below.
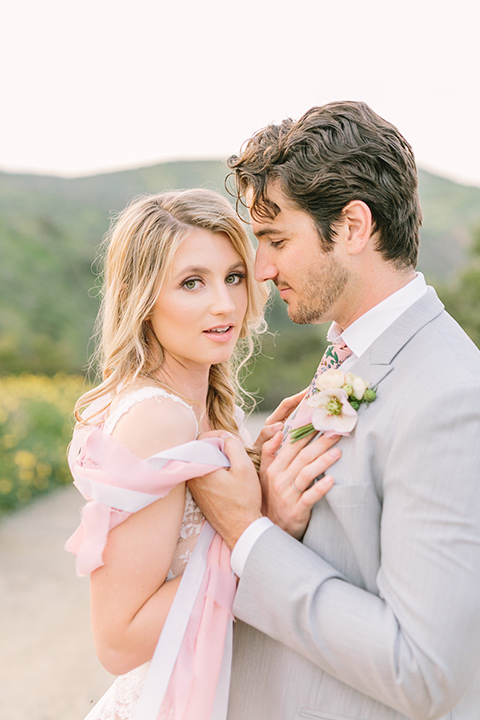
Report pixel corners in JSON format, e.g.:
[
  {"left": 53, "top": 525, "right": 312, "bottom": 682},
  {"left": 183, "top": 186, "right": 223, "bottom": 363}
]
[{"left": 150, "top": 229, "right": 248, "bottom": 371}]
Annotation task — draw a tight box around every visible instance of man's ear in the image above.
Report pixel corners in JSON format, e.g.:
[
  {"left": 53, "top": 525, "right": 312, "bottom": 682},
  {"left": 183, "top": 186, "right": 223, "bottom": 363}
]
[{"left": 342, "top": 200, "right": 373, "bottom": 255}]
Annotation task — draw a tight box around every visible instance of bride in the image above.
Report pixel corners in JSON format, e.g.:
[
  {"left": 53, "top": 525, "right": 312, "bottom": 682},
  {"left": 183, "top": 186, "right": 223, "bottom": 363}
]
[{"left": 65, "top": 188, "right": 338, "bottom": 719}]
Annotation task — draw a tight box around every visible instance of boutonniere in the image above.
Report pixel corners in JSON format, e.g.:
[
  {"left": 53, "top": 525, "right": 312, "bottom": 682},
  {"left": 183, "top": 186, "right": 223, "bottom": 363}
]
[{"left": 290, "top": 370, "right": 376, "bottom": 441}]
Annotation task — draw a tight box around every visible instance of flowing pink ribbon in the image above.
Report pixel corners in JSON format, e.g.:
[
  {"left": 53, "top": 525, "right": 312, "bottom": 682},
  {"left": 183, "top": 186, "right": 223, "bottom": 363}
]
[{"left": 65, "top": 424, "right": 235, "bottom": 720}]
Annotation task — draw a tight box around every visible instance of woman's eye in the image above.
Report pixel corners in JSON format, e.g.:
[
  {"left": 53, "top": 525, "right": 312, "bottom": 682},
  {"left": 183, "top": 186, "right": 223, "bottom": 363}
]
[
  {"left": 225, "top": 272, "right": 245, "bottom": 285},
  {"left": 182, "top": 278, "right": 201, "bottom": 290}
]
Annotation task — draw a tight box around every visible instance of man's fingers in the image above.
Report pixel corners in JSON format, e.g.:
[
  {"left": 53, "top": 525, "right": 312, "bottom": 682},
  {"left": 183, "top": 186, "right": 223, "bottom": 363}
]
[
  {"left": 198, "top": 429, "right": 228, "bottom": 440},
  {"left": 221, "top": 433, "right": 252, "bottom": 469}
]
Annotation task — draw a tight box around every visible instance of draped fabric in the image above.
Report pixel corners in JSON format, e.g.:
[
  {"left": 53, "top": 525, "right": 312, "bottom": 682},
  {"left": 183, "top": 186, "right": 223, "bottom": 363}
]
[{"left": 65, "top": 422, "right": 235, "bottom": 720}]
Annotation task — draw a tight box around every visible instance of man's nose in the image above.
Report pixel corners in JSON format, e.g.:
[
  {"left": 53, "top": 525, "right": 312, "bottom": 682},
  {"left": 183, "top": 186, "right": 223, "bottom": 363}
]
[{"left": 254, "top": 246, "right": 278, "bottom": 282}]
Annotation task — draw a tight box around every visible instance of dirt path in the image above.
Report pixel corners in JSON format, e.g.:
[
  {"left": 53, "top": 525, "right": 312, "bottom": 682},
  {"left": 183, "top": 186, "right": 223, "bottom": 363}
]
[
  {"left": 0, "top": 486, "right": 113, "bottom": 720},
  {"left": 0, "top": 412, "right": 267, "bottom": 720}
]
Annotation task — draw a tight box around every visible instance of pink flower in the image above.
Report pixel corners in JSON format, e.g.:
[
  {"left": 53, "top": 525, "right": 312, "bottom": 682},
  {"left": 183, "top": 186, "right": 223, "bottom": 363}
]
[
  {"left": 289, "top": 371, "right": 375, "bottom": 443},
  {"left": 310, "top": 388, "right": 358, "bottom": 436}
]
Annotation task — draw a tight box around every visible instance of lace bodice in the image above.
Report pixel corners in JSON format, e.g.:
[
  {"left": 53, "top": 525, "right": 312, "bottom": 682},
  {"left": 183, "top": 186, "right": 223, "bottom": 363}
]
[{"left": 103, "top": 386, "right": 204, "bottom": 581}]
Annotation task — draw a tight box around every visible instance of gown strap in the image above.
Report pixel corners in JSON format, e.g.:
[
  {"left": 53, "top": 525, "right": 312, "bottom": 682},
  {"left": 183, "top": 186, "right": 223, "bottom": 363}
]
[{"left": 103, "top": 386, "right": 199, "bottom": 437}]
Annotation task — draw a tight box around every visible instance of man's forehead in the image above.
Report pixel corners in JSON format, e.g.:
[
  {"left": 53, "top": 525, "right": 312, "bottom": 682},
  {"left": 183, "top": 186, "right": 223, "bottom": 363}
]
[
  {"left": 246, "top": 184, "right": 286, "bottom": 235},
  {"left": 246, "top": 182, "right": 305, "bottom": 237},
  {"left": 245, "top": 180, "right": 292, "bottom": 211}
]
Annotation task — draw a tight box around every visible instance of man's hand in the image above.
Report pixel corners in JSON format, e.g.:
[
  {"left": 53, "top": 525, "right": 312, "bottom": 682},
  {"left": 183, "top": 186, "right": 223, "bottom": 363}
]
[
  {"left": 188, "top": 434, "right": 262, "bottom": 550},
  {"left": 260, "top": 431, "right": 341, "bottom": 539}
]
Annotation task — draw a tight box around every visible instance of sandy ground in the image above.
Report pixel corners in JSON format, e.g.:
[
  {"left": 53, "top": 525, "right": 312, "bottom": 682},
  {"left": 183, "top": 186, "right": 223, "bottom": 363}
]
[{"left": 0, "top": 412, "right": 267, "bottom": 720}]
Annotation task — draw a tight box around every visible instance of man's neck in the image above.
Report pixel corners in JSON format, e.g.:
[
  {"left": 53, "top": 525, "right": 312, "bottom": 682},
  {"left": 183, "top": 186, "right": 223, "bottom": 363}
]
[{"left": 336, "top": 267, "right": 417, "bottom": 331}]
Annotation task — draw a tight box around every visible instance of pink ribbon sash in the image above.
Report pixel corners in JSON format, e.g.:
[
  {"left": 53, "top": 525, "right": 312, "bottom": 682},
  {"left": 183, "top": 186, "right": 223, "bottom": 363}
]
[{"left": 65, "top": 424, "right": 235, "bottom": 720}]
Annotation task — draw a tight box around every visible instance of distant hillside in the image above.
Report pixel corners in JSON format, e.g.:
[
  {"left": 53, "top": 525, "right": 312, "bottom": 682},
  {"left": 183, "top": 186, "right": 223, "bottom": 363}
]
[
  {"left": 1, "top": 160, "right": 479, "bottom": 392},
  {"left": 0, "top": 161, "right": 229, "bottom": 374},
  {"left": 417, "top": 170, "right": 480, "bottom": 278}
]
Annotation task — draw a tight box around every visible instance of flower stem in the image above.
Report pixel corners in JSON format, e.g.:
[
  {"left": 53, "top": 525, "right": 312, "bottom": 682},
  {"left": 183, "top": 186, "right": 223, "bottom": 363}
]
[{"left": 290, "top": 423, "right": 315, "bottom": 442}]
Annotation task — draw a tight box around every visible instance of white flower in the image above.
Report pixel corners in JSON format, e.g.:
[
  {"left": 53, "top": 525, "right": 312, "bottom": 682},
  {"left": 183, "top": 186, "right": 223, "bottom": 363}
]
[
  {"left": 351, "top": 376, "right": 369, "bottom": 400},
  {"left": 310, "top": 388, "right": 358, "bottom": 436},
  {"left": 290, "top": 371, "right": 376, "bottom": 443},
  {"left": 314, "top": 369, "right": 346, "bottom": 391}
]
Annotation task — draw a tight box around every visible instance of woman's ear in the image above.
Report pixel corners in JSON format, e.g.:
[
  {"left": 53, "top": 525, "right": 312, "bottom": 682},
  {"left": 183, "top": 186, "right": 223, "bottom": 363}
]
[{"left": 342, "top": 200, "right": 373, "bottom": 255}]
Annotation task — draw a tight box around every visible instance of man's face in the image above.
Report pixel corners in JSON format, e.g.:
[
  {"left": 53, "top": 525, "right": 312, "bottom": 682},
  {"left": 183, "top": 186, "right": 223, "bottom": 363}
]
[{"left": 249, "top": 184, "right": 349, "bottom": 325}]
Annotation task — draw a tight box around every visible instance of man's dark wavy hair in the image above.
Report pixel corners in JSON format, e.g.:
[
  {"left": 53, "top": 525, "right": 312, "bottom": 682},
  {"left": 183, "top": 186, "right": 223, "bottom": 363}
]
[{"left": 227, "top": 101, "right": 422, "bottom": 268}]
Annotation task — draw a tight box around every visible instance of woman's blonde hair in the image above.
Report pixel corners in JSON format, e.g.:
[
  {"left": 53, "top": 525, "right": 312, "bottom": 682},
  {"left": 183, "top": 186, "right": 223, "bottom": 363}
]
[{"left": 75, "top": 188, "right": 269, "bottom": 439}]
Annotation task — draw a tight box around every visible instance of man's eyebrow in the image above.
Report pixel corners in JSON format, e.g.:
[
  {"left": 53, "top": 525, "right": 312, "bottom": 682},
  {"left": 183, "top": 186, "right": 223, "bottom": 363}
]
[{"left": 254, "top": 227, "right": 283, "bottom": 238}]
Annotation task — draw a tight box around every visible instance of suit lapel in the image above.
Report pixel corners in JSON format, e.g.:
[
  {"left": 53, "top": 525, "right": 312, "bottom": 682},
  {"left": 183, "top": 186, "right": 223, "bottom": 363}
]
[{"left": 347, "top": 287, "right": 445, "bottom": 391}]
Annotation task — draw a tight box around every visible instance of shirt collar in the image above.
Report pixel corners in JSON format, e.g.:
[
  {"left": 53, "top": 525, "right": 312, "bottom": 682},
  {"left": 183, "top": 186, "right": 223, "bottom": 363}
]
[{"left": 327, "top": 272, "right": 428, "bottom": 359}]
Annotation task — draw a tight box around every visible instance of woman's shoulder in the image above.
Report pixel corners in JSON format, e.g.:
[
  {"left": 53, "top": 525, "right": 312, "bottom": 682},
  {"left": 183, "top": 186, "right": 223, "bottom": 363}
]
[
  {"left": 105, "top": 384, "right": 198, "bottom": 459},
  {"left": 104, "top": 385, "right": 196, "bottom": 431}
]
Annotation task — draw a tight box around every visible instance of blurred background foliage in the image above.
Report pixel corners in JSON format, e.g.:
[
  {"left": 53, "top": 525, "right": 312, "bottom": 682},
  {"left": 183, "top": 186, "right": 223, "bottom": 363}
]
[
  {"left": 0, "top": 375, "right": 86, "bottom": 515},
  {"left": 1, "top": 160, "right": 479, "bottom": 512}
]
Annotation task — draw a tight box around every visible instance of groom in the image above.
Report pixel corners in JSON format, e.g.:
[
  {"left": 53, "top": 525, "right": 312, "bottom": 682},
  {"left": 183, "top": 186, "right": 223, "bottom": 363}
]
[{"left": 189, "top": 102, "right": 480, "bottom": 719}]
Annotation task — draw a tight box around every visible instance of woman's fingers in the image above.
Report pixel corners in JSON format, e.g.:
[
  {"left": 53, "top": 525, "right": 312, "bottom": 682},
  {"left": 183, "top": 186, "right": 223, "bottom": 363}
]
[
  {"left": 264, "top": 389, "right": 308, "bottom": 425},
  {"left": 288, "top": 447, "right": 341, "bottom": 493},
  {"left": 253, "top": 422, "right": 284, "bottom": 452},
  {"left": 274, "top": 431, "right": 340, "bottom": 476},
  {"left": 261, "top": 430, "right": 284, "bottom": 464},
  {"left": 296, "top": 474, "right": 335, "bottom": 512}
]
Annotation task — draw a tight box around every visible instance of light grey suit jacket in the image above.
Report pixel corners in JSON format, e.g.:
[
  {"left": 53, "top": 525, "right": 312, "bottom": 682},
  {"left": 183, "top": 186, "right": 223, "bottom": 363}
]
[{"left": 228, "top": 288, "right": 480, "bottom": 720}]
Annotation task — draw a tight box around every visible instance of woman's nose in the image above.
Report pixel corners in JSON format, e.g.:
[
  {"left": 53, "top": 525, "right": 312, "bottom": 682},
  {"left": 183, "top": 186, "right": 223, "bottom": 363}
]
[{"left": 210, "top": 284, "right": 236, "bottom": 314}]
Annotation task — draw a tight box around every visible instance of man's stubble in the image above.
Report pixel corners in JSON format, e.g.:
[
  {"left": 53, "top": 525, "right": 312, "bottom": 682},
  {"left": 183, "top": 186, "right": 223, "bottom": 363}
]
[{"left": 286, "top": 252, "right": 350, "bottom": 325}]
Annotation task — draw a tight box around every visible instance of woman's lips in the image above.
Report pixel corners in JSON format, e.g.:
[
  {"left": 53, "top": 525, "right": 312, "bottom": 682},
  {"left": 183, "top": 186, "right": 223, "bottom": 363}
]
[{"left": 203, "top": 325, "right": 235, "bottom": 342}]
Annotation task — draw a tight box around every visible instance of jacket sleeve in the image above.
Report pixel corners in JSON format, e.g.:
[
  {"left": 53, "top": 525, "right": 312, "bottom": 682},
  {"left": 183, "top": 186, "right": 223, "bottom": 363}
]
[{"left": 233, "top": 381, "right": 480, "bottom": 720}]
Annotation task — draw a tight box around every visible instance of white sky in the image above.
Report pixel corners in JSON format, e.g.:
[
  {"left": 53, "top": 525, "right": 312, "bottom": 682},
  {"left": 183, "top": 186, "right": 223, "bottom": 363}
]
[{"left": 1, "top": 0, "right": 480, "bottom": 187}]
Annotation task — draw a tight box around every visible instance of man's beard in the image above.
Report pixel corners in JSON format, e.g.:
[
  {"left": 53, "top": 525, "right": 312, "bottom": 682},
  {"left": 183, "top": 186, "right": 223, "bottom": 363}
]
[{"left": 285, "top": 253, "right": 349, "bottom": 325}]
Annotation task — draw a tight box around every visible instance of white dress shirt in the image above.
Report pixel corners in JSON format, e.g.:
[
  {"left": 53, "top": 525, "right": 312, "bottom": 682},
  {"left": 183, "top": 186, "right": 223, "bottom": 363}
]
[{"left": 231, "top": 273, "right": 428, "bottom": 577}]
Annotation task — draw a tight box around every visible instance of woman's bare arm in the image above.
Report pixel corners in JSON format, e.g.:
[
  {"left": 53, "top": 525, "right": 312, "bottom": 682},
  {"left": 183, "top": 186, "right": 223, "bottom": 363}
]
[{"left": 90, "top": 396, "right": 197, "bottom": 675}]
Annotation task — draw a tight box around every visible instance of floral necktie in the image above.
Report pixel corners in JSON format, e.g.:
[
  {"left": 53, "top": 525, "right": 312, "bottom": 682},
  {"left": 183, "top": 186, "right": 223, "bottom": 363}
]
[
  {"left": 306, "top": 340, "right": 353, "bottom": 397},
  {"left": 282, "top": 340, "right": 353, "bottom": 445}
]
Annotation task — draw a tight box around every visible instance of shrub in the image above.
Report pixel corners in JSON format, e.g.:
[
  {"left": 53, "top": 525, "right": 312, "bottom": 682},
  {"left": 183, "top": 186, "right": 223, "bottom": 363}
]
[{"left": 0, "top": 374, "right": 86, "bottom": 515}]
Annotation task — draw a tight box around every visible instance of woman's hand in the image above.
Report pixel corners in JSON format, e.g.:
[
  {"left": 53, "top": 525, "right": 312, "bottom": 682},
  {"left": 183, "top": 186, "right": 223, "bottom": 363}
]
[
  {"left": 260, "top": 430, "right": 341, "bottom": 540},
  {"left": 253, "top": 389, "right": 308, "bottom": 453}
]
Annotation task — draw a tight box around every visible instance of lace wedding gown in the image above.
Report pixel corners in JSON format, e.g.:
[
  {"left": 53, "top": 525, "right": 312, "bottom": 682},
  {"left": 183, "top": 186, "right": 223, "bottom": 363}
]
[{"left": 84, "top": 387, "right": 205, "bottom": 720}]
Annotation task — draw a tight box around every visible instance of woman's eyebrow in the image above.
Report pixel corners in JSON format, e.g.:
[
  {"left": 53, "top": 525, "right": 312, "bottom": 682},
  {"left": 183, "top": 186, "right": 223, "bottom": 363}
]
[
  {"left": 174, "top": 265, "right": 210, "bottom": 278},
  {"left": 173, "top": 260, "right": 246, "bottom": 281}
]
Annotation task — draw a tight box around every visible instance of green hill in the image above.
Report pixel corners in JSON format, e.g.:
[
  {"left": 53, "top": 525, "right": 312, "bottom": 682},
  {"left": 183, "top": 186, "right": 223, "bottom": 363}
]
[
  {"left": 0, "top": 161, "right": 229, "bottom": 374},
  {"left": 1, "top": 160, "right": 479, "bottom": 406},
  {"left": 417, "top": 170, "right": 480, "bottom": 278}
]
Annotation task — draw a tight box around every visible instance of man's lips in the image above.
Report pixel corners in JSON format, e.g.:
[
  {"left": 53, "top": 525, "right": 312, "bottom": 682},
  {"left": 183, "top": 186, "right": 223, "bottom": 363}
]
[{"left": 278, "top": 286, "right": 292, "bottom": 300}]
